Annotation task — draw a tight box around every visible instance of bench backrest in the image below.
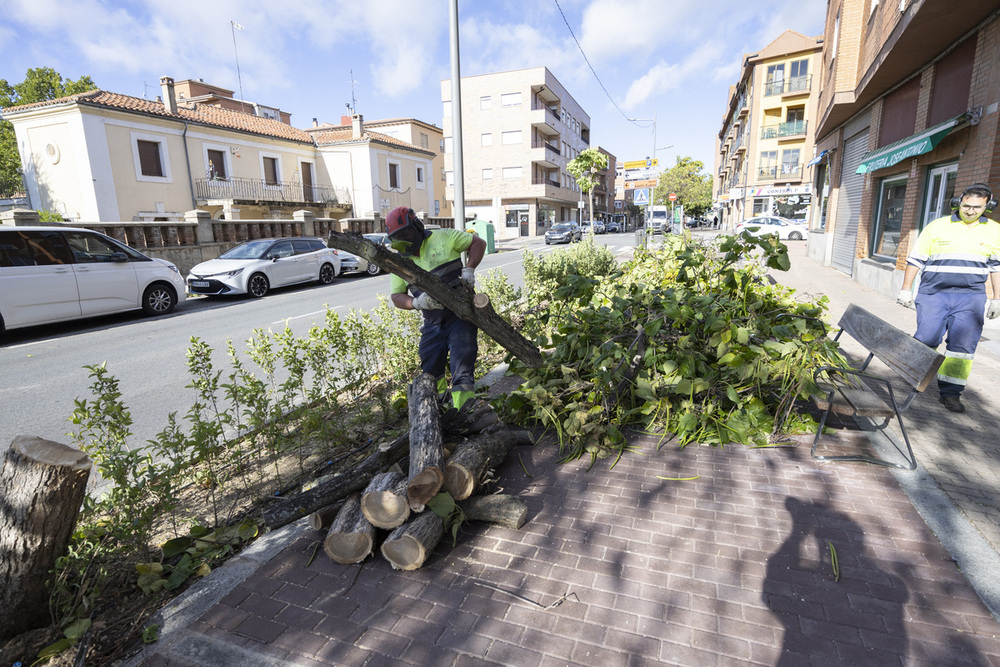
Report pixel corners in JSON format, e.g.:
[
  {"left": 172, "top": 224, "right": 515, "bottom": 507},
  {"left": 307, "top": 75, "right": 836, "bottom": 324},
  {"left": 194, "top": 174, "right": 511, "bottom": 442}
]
[{"left": 837, "top": 304, "right": 944, "bottom": 392}]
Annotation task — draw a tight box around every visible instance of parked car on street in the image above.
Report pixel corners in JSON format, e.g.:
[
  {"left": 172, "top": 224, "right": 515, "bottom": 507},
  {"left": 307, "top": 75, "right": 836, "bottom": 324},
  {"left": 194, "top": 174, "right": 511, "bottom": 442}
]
[
  {"left": 544, "top": 222, "right": 582, "bottom": 244},
  {"left": 186, "top": 237, "right": 341, "bottom": 298},
  {"left": 734, "top": 216, "right": 809, "bottom": 241},
  {"left": 357, "top": 233, "right": 392, "bottom": 276},
  {"left": 1, "top": 226, "right": 186, "bottom": 333},
  {"left": 606, "top": 221, "right": 620, "bottom": 233}
]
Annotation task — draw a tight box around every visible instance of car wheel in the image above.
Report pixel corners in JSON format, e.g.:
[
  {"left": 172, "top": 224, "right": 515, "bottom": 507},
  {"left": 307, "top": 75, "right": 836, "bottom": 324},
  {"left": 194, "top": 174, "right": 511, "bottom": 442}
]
[
  {"left": 248, "top": 272, "right": 270, "bottom": 298},
  {"left": 366, "top": 262, "right": 382, "bottom": 276},
  {"left": 142, "top": 283, "right": 177, "bottom": 316},
  {"left": 319, "top": 263, "right": 336, "bottom": 284},
  {"left": 788, "top": 231, "right": 802, "bottom": 240}
]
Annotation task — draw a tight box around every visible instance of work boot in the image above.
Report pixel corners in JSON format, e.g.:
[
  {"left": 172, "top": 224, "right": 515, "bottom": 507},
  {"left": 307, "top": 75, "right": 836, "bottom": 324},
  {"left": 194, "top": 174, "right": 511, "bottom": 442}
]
[{"left": 940, "top": 395, "right": 965, "bottom": 413}]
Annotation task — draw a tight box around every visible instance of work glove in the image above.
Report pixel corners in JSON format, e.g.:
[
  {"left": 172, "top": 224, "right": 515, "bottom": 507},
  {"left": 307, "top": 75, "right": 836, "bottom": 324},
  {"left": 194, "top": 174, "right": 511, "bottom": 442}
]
[
  {"left": 988, "top": 300, "right": 1000, "bottom": 320},
  {"left": 461, "top": 267, "right": 476, "bottom": 288},
  {"left": 411, "top": 293, "right": 443, "bottom": 310},
  {"left": 896, "top": 289, "right": 914, "bottom": 308}
]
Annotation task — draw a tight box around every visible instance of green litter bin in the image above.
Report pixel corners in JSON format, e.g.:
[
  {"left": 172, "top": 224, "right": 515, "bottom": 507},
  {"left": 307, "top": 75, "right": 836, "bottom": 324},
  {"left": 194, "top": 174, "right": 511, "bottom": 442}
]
[{"left": 466, "top": 220, "right": 496, "bottom": 254}]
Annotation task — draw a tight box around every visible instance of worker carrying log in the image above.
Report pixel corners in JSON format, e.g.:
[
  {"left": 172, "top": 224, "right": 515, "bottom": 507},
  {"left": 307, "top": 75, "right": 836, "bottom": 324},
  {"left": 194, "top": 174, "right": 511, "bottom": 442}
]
[{"left": 387, "top": 206, "right": 487, "bottom": 412}]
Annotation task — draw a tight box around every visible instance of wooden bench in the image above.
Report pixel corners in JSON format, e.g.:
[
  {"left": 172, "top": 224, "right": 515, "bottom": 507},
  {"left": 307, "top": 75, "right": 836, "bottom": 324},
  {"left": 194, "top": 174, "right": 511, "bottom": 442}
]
[{"left": 811, "top": 304, "right": 944, "bottom": 470}]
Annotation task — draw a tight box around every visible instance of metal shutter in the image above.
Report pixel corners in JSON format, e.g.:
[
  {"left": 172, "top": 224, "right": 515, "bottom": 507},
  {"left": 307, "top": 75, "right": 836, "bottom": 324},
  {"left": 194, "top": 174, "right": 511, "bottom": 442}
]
[{"left": 831, "top": 130, "right": 869, "bottom": 274}]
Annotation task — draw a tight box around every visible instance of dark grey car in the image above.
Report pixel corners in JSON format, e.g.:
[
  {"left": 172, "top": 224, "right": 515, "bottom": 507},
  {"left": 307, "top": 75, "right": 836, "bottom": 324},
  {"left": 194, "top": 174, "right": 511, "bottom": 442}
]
[{"left": 544, "top": 222, "right": 582, "bottom": 244}]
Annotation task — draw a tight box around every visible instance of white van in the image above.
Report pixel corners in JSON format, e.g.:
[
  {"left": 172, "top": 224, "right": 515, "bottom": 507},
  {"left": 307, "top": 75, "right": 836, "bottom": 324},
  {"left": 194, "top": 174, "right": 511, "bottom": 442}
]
[{"left": 0, "top": 226, "right": 186, "bottom": 333}]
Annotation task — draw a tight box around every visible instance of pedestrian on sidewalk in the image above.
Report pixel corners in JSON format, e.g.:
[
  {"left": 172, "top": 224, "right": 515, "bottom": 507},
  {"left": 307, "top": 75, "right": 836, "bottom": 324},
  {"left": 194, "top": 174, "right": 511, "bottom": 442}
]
[
  {"left": 897, "top": 183, "right": 1000, "bottom": 413},
  {"left": 386, "top": 206, "right": 486, "bottom": 411}
]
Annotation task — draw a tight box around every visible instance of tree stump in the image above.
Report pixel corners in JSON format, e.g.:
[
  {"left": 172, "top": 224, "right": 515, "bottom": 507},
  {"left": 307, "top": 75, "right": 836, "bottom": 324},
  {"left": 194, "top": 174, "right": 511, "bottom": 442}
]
[
  {"left": 361, "top": 471, "right": 410, "bottom": 529},
  {"left": 444, "top": 426, "right": 533, "bottom": 500},
  {"left": 458, "top": 494, "right": 529, "bottom": 529},
  {"left": 380, "top": 511, "right": 445, "bottom": 571},
  {"left": 323, "top": 493, "right": 375, "bottom": 564},
  {"left": 407, "top": 373, "right": 444, "bottom": 512},
  {"left": 0, "top": 436, "right": 92, "bottom": 641}
]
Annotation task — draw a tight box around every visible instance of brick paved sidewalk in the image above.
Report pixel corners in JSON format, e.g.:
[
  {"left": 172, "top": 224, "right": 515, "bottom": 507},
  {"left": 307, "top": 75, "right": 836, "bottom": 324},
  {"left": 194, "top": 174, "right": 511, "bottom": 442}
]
[{"left": 137, "top": 433, "right": 1000, "bottom": 666}]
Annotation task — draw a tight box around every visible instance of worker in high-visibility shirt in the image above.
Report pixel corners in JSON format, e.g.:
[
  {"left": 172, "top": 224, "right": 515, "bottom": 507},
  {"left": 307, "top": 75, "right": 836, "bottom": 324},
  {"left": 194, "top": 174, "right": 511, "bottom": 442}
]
[
  {"left": 897, "top": 183, "right": 1000, "bottom": 413},
  {"left": 386, "top": 206, "right": 486, "bottom": 411}
]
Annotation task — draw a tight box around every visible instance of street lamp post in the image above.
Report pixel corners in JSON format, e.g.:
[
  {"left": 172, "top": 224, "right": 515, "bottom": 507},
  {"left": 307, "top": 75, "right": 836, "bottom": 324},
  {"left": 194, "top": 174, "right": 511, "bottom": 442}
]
[{"left": 627, "top": 113, "right": 658, "bottom": 226}]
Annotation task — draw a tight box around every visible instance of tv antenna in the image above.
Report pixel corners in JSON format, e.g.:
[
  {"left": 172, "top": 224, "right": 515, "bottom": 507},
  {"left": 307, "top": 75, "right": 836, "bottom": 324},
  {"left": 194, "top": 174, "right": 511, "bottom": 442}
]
[
  {"left": 346, "top": 69, "right": 359, "bottom": 115},
  {"left": 231, "top": 21, "right": 247, "bottom": 114}
]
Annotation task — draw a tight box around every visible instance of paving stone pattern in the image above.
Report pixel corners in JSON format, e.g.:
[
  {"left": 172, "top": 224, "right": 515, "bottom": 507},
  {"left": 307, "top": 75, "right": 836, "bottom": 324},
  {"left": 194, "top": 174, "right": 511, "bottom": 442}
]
[{"left": 146, "top": 434, "right": 999, "bottom": 666}]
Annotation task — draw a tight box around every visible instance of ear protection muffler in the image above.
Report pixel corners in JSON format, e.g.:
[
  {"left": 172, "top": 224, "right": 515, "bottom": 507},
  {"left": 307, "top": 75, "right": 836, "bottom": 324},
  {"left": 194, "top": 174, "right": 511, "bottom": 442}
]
[{"left": 951, "top": 183, "right": 997, "bottom": 213}]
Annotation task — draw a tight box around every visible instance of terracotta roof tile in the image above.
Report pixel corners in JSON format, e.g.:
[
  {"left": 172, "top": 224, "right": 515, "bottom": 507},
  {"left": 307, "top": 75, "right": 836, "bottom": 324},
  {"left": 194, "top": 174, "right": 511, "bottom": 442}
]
[
  {"left": 312, "top": 127, "right": 434, "bottom": 154},
  {"left": 3, "top": 90, "right": 314, "bottom": 144}
]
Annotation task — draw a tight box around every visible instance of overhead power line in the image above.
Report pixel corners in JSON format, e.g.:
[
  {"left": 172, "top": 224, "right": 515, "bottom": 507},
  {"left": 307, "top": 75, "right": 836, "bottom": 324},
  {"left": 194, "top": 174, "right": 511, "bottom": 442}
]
[{"left": 551, "top": 0, "right": 637, "bottom": 124}]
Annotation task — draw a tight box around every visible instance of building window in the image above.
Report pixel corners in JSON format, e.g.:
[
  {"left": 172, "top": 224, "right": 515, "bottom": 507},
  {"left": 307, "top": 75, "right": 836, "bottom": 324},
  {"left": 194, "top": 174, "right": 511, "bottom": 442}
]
[
  {"left": 758, "top": 151, "right": 778, "bottom": 179},
  {"left": 502, "top": 167, "right": 522, "bottom": 180},
  {"left": 416, "top": 165, "right": 425, "bottom": 188},
  {"left": 817, "top": 164, "right": 830, "bottom": 230},
  {"left": 928, "top": 35, "right": 976, "bottom": 125},
  {"left": 501, "top": 130, "right": 522, "bottom": 145},
  {"left": 204, "top": 147, "right": 229, "bottom": 180},
  {"left": 441, "top": 167, "right": 446, "bottom": 182},
  {"left": 130, "top": 132, "right": 172, "bottom": 183},
  {"left": 481, "top": 133, "right": 493, "bottom": 147},
  {"left": 137, "top": 140, "right": 164, "bottom": 178},
  {"left": 781, "top": 149, "right": 801, "bottom": 178},
  {"left": 262, "top": 156, "right": 280, "bottom": 186},
  {"left": 440, "top": 139, "right": 445, "bottom": 153},
  {"left": 501, "top": 92, "right": 521, "bottom": 107},
  {"left": 388, "top": 161, "right": 401, "bottom": 189},
  {"left": 482, "top": 168, "right": 493, "bottom": 181},
  {"left": 480, "top": 96, "right": 491, "bottom": 109},
  {"left": 871, "top": 176, "right": 908, "bottom": 258},
  {"left": 420, "top": 133, "right": 429, "bottom": 149},
  {"left": 765, "top": 64, "right": 785, "bottom": 96},
  {"left": 788, "top": 59, "right": 809, "bottom": 92}
]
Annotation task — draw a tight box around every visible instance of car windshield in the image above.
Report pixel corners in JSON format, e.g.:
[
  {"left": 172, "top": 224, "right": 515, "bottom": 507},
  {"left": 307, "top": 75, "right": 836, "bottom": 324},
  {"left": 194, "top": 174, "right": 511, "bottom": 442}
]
[
  {"left": 219, "top": 240, "right": 275, "bottom": 260},
  {"left": 551, "top": 223, "right": 573, "bottom": 231}
]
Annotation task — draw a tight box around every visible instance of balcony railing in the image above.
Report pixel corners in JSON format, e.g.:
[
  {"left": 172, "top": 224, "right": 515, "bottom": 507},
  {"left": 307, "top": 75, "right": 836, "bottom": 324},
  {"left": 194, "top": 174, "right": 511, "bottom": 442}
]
[
  {"left": 760, "top": 120, "right": 808, "bottom": 140},
  {"left": 195, "top": 177, "right": 350, "bottom": 206},
  {"left": 757, "top": 165, "right": 803, "bottom": 180},
  {"left": 764, "top": 75, "right": 812, "bottom": 97}
]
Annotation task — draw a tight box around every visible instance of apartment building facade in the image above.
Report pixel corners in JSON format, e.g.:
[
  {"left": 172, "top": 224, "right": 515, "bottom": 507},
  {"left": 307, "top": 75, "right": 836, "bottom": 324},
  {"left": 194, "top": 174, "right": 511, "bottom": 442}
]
[
  {"left": 715, "top": 31, "right": 824, "bottom": 229},
  {"left": 440, "top": 67, "right": 591, "bottom": 239},
  {"left": 808, "top": 0, "right": 1000, "bottom": 299}
]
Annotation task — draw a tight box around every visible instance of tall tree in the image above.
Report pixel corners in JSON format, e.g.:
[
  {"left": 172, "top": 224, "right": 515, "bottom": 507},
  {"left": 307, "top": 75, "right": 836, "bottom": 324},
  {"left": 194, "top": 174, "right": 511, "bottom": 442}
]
[
  {"left": 0, "top": 68, "right": 97, "bottom": 196},
  {"left": 567, "top": 148, "right": 609, "bottom": 225},
  {"left": 652, "top": 156, "right": 713, "bottom": 217}
]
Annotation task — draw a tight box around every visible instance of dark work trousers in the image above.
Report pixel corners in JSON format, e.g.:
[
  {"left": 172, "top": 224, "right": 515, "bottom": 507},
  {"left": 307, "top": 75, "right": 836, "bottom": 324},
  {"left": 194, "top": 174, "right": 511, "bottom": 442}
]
[
  {"left": 913, "top": 291, "right": 986, "bottom": 397},
  {"left": 418, "top": 312, "right": 478, "bottom": 397}
]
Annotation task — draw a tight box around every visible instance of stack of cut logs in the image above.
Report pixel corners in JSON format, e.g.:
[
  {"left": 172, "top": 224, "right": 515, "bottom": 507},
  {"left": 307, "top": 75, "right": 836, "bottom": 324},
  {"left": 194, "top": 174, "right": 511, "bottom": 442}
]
[{"left": 265, "top": 373, "right": 533, "bottom": 571}]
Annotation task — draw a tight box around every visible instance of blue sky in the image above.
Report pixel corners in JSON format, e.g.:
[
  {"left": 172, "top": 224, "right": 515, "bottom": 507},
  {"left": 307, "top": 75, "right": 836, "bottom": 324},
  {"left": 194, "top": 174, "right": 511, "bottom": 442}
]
[{"left": 1, "top": 0, "right": 825, "bottom": 173}]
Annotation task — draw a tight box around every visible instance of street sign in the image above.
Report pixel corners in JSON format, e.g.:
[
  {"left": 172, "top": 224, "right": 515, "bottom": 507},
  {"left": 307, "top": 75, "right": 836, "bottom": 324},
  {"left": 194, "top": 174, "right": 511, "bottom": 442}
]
[
  {"left": 668, "top": 193, "right": 677, "bottom": 202},
  {"left": 625, "top": 179, "right": 658, "bottom": 190},
  {"left": 577, "top": 200, "right": 585, "bottom": 208},
  {"left": 633, "top": 188, "right": 650, "bottom": 205},
  {"left": 623, "top": 158, "right": 658, "bottom": 170},
  {"left": 624, "top": 168, "right": 660, "bottom": 180}
]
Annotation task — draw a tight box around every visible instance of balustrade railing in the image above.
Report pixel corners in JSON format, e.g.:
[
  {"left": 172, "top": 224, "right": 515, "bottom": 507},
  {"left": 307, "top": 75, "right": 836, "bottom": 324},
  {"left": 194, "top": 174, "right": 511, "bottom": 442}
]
[{"left": 195, "top": 177, "right": 350, "bottom": 206}]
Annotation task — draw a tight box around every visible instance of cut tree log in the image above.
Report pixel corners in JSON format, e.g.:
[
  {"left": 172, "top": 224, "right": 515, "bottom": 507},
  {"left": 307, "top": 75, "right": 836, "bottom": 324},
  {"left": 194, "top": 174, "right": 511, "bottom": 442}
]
[
  {"left": 458, "top": 494, "right": 529, "bottom": 529},
  {"left": 323, "top": 493, "right": 375, "bottom": 564},
  {"left": 307, "top": 502, "right": 344, "bottom": 531},
  {"left": 0, "top": 436, "right": 92, "bottom": 641},
  {"left": 380, "top": 510, "right": 445, "bottom": 571},
  {"left": 325, "top": 231, "right": 542, "bottom": 368},
  {"left": 262, "top": 433, "right": 408, "bottom": 530},
  {"left": 361, "top": 471, "right": 409, "bottom": 529},
  {"left": 407, "top": 373, "right": 444, "bottom": 512},
  {"left": 444, "top": 426, "right": 535, "bottom": 500}
]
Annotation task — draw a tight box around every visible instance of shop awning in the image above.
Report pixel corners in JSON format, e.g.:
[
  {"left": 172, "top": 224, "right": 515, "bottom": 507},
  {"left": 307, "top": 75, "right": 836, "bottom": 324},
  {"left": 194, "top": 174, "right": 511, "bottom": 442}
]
[
  {"left": 807, "top": 150, "right": 829, "bottom": 167},
  {"left": 856, "top": 113, "right": 967, "bottom": 174}
]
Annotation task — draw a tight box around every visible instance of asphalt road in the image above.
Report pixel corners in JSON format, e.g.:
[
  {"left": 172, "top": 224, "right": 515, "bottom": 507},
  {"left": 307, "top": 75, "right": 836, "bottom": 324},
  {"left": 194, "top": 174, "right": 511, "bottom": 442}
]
[{"left": 1, "top": 235, "right": 640, "bottom": 454}]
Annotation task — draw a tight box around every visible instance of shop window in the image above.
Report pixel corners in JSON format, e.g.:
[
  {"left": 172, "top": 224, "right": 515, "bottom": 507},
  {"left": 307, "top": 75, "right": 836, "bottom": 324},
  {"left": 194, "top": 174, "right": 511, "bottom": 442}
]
[{"left": 871, "top": 176, "right": 908, "bottom": 258}]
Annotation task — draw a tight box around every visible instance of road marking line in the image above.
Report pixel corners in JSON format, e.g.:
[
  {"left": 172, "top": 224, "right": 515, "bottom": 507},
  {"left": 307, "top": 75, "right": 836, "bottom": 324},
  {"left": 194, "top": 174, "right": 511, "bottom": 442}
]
[{"left": 272, "top": 307, "right": 341, "bottom": 325}]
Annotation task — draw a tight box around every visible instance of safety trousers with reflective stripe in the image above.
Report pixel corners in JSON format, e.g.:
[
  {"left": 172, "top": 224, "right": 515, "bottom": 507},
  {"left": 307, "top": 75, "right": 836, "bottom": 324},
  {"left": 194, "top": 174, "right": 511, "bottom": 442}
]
[{"left": 913, "top": 291, "right": 987, "bottom": 397}]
